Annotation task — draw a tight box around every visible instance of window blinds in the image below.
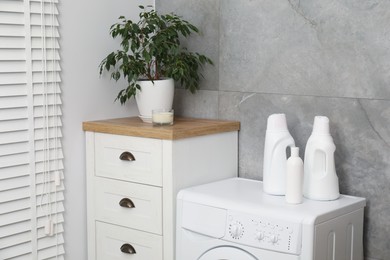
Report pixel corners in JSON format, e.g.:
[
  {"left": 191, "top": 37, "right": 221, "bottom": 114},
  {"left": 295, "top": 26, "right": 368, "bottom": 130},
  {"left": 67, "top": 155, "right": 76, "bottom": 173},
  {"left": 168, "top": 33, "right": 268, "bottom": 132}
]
[{"left": 0, "top": 0, "right": 64, "bottom": 259}]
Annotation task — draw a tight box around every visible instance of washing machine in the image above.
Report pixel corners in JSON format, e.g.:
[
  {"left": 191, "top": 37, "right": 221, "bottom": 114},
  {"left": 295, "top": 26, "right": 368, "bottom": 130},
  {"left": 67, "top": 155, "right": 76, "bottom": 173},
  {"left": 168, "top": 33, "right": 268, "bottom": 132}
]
[{"left": 176, "top": 178, "right": 366, "bottom": 260}]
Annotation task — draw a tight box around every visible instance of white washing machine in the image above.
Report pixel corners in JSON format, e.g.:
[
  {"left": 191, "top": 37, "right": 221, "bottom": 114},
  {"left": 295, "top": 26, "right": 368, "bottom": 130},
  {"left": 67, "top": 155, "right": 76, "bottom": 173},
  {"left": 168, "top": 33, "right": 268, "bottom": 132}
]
[{"left": 176, "top": 178, "right": 366, "bottom": 260}]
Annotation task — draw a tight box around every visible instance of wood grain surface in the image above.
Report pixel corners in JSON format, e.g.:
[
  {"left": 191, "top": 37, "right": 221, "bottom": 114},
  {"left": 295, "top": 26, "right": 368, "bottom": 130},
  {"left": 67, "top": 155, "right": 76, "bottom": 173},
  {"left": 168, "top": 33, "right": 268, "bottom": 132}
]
[{"left": 82, "top": 117, "right": 240, "bottom": 140}]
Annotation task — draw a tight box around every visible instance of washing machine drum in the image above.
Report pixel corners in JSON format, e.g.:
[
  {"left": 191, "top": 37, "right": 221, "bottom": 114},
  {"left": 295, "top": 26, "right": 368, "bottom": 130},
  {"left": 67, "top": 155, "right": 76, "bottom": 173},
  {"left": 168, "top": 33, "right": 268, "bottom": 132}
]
[{"left": 198, "top": 246, "right": 258, "bottom": 260}]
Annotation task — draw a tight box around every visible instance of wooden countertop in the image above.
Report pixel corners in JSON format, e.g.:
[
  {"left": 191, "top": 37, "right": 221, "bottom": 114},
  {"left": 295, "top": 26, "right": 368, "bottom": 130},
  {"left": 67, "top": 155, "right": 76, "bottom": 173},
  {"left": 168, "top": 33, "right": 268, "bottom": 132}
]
[{"left": 82, "top": 117, "right": 240, "bottom": 140}]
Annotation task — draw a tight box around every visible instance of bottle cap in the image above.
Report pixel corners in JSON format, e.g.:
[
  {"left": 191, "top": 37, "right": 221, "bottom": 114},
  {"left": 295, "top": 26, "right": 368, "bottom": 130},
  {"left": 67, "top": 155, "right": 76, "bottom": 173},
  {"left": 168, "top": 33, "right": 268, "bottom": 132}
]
[
  {"left": 266, "top": 113, "right": 288, "bottom": 132},
  {"left": 312, "top": 116, "right": 330, "bottom": 135},
  {"left": 290, "top": 146, "right": 299, "bottom": 157}
]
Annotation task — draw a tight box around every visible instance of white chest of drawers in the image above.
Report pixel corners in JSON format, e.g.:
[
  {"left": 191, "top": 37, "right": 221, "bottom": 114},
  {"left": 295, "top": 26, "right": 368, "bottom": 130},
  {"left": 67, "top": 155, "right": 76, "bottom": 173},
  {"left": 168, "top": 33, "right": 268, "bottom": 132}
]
[{"left": 83, "top": 117, "right": 239, "bottom": 260}]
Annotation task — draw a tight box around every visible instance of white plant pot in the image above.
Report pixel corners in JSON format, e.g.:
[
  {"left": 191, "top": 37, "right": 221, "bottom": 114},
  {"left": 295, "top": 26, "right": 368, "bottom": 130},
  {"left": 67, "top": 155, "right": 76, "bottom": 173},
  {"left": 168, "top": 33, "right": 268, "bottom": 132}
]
[{"left": 135, "top": 78, "right": 174, "bottom": 123}]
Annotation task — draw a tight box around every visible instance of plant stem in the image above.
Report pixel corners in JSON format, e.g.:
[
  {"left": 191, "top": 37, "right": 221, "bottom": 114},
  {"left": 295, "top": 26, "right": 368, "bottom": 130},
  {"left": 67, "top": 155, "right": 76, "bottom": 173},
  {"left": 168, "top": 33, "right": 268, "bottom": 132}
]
[{"left": 155, "top": 59, "right": 158, "bottom": 80}]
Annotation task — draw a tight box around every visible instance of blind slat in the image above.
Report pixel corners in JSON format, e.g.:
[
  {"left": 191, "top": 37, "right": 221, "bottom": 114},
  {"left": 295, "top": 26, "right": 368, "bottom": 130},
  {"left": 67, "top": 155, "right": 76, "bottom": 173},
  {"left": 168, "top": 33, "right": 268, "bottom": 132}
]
[
  {"left": 34, "top": 105, "right": 62, "bottom": 117},
  {"left": 37, "top": 244, "right": 65, "bottom": 259},
  {"left": 35, "top": 159, "right": 63, "bottom": 173},
  {"left": 42, "top": 255, "right": 64, "bottom": 260},
  {"left": 0, "top": 141, "right": 29, "bottom": 157},
  {"left": 37, "top": 212, "right": 64, "bottom": 227},
  {"left": 0, "top": 24, "right": 24, "bottom": 37},
  {"left": 34, "top": 116, "right": 62, "bottom": 130},
  {"left": 30, "top": 14, "right": 59, "bottom": 26},
  {"left": 0, "top": 118, "right": 28, "bottom": 133},
  {"left": 31, "top": 48, "right": 60, "bottom": 61},
  {"left": 35, "top": 138, "right": 62, "bottom": 151},
  {"left": 0, "top": 213, "right": 64, "bottom": 240},
  {"left": 38, "top": 234, "right": 64, "bottom": 250},
  {"left": 36, "top": 200, "right": 64, "bottom": 218},
  {"left": 0, "top": 84, "right": 27, "bottom": 97},
  {"left": 0, "top": 48, "right": 26, "bottom": 60},
  {"left": 0, "top": 231, "right": 32, "bottom": 250},
  {"left": 0, "top": 165, "right": 29, "bottom": 180},
  {"left": 30, "top": 0, "right": 59, "bottom": 3},
  {"left": 0, "top": 95, "right": 27, "bottom": 109},
  {"left": 35, "top": 149, "right": 63, "bottom": 162},
  {"left": 0, "top": 208, "right": 31, "bottom": 226},
  {"left": 0, "top": 198, "right": 30, "bottom": 215},
  {"left": 37, "top": 225, "right": 64, "bottom": 240},
  {"left": 31, "top": 26, "right": 59, "bottom": 38},
  {"left": 0, "top": 61, "right": 26, "bottom": 73},
  {"left": 0, "top": 152, "right": 29, "bottom": 168},
  {"left": 0, "top": 1, "right": 24, "bottom": 13},
  {"left": 32, "top": 72, "right": 62, "bottom": 84},
  {"left": 0, "top": 72, "right": 27, "bottom": 85},
  {"left": 0, "top": 175, "right": 29, "bottom": 192},
  {"left": 32, "top": 60, "right": 61, "bottom": 72},
  {"left": 30, "top": 3, "right": 59, "bottom": 15},
  {"left": 31, "top": 38, "right": 59, "bottom": 49},
  {"left": 35, "top": 128, "right": 62, "bottom": 140},
  {"left": 0, "top": 36, "right": 25, "bottom": 49},
  {"left": 0, "top": 220, "right": 30, "bottom": 239},
  {"left": 36, "top": 189, "right": 64, "bottom": 203},
  {"left": 0, "top": 186, "right": 30, "bottom": 203},
  {"left": 0, "top": 241, "right": 32, "bottom": 260},
  {"left": 33, "top": 84, "right": 61, "bottom": 96},
  {"left": 0, "top": 130, "right": 29, "bottom": 145},
  {"left": 0, "top": 107, "right": 28, "bottom": 121},
  {"left": 0, "top": 12, "right": 24, "bottom": 25}
]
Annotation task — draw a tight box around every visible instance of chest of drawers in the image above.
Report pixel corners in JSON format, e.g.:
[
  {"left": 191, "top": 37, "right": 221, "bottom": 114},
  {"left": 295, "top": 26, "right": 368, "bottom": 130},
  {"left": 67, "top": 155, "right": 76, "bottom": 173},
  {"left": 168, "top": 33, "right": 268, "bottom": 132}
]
[{"left": 83, "top": 117, "right": 239, "bottom": 260}]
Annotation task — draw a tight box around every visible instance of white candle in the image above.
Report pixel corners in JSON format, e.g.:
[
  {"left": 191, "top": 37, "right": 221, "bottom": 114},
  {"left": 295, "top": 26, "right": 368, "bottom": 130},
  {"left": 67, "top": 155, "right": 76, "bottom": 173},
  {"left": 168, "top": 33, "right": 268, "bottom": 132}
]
[{"left": 152, "top": 111, "right": 173, "bottom": 125}]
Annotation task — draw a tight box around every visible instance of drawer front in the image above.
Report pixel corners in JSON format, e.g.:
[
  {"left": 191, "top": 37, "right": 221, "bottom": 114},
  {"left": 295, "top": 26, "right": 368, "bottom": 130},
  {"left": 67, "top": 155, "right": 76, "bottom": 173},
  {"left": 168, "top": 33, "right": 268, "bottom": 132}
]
[
  {"left": 95, "top": 133, "right": 162, "bottom": 186},
  {"left": 96, "top": 221, "right": 163, "bottom": 260},
  {"left": 95, "top": 177, "right": 162, "bottom": 234}
]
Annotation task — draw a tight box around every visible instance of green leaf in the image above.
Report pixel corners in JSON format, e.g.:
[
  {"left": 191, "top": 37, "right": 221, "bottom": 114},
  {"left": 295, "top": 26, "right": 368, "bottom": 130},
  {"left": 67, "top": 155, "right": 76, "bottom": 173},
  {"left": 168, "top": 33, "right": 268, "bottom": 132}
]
[{"left": 99, "top": 8, "right": 214, "bottom": 104}]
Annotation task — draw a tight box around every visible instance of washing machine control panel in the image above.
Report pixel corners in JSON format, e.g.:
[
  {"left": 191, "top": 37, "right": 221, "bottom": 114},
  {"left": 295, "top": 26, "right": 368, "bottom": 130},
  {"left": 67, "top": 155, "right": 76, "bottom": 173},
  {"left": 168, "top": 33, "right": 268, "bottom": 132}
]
[{"left": 225, "top": 211, "right": 302, "bottom": 255}]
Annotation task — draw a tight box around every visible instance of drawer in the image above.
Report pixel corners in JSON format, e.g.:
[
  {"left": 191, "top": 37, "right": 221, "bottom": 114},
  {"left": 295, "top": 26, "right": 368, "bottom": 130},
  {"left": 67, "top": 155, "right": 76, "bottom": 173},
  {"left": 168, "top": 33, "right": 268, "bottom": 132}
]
[
  {"left": 94, "top": 177, "right": 162, "bottom": 234},
  {"left": 95, "top": 133, "right": 162, "bottom": 186},
  {"left": 96, "top": 221, "right": 163, "bottom": 260}
]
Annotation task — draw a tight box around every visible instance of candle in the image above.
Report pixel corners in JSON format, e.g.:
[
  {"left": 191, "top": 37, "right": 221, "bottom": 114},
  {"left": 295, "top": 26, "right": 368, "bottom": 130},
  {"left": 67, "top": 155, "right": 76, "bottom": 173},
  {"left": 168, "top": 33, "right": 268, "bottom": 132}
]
[{"left": 152, "top": 109, "right": 174, "bottom": 125}]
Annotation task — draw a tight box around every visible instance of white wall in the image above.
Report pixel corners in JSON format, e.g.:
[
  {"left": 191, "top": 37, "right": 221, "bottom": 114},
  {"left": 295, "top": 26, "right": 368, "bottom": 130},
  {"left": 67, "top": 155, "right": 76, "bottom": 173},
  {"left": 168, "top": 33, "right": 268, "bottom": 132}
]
[{"left": 59, "top": 0, "right": 153, "bottom": 258}]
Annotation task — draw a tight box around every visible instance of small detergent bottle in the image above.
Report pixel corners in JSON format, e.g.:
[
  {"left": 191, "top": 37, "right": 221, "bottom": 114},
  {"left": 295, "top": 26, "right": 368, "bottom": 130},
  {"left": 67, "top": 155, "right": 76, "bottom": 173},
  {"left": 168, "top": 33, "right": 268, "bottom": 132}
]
[
  {"left": 286, "top": 147, "right": 304, "bottom": 204},
  {"left": 263, "top": 114, "right": 295, "bottom": 195},
  {"left": 303, "top": 116, "right": 340, "bottom": 200}
]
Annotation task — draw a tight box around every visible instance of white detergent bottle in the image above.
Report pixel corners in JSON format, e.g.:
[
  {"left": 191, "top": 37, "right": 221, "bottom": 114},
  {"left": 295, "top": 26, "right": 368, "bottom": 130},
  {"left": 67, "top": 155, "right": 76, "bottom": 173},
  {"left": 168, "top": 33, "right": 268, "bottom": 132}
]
[
  {"left": 303, "top": 116, "right": 340, "bottom": 200},
  {"left": 263, "top": 114, "right": 295, "bottom": 195},
  {"left": 286, "top": 147, "right": 304, "bottom": 204}
]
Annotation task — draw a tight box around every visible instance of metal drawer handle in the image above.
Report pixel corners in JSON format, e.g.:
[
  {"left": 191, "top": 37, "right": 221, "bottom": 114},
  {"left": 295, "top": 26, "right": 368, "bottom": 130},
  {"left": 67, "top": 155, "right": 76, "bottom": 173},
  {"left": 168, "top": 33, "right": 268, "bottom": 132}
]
[
  {"left": 119, "top": 198, "right": 135, "bottom": 208},
  {"left": 120, "top": 243, "right": 136, "bottom": 254},
  {"left": 119, "top": 151, "right": 135, "bottom": 161}
]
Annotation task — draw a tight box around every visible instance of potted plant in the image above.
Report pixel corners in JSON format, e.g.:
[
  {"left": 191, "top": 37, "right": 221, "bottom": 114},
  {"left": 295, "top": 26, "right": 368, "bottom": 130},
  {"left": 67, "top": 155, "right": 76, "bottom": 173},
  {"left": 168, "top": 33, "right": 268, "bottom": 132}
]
[{"left": 99, "top": 5, "right": 213, "bottom": 122}]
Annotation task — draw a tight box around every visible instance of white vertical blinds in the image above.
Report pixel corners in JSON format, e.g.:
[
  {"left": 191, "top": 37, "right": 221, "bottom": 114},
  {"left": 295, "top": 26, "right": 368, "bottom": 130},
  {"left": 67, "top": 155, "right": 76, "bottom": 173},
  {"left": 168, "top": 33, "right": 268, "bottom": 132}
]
[{"left": 0, "top": 0, "right": 64, "bottom": 259}]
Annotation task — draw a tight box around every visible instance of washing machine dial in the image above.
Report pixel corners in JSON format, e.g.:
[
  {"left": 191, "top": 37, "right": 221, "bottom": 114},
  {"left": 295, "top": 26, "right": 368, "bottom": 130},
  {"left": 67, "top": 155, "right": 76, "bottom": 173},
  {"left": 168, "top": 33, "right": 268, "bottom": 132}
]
[
  {"left": 269, "top": 234, "right": 279, "bottom": 244},
  {"left": 229, "top": 222, "right": 244, "bottom": 239},
  {"left": 255, "top": 232, "right": 265, "bottom": 241}
]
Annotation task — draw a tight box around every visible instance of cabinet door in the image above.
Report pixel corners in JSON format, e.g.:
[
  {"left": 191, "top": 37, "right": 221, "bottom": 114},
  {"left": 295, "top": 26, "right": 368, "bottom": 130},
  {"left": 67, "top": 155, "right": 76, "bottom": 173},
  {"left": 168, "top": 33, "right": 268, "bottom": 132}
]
[
  {"left": 95, "top": 133, "right": 162, "bottom": 186},
  {"left": 94, "top": 177, "right": 162, "bottom": 234},
  {"left": 96, "top": 222, "right": 163, "bottom": 260}
]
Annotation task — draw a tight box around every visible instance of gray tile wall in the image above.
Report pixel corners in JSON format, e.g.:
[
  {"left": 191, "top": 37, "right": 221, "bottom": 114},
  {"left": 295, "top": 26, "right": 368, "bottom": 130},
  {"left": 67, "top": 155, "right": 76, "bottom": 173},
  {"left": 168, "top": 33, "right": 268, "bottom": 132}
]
[{"left": 157, "top": 0, "right": 390, "bottom": 259}]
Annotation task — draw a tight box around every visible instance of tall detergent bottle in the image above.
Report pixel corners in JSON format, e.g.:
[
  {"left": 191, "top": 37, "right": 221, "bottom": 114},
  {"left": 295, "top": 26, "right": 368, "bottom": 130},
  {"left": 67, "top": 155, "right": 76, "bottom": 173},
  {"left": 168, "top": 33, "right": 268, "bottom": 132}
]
[
  {"left": 263, "top": 114, "right": 295, "bottom": 195},
  {"left": 303, "top": 116, "right": 340, "bottom": 200}
]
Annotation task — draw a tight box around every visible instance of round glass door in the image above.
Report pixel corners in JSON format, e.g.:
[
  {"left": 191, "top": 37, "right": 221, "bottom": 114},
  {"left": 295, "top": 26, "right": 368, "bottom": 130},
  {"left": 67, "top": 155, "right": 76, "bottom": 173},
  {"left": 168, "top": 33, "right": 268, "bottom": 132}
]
[{"left": 198, "top": 246, "right": 258, "bottom": 260}]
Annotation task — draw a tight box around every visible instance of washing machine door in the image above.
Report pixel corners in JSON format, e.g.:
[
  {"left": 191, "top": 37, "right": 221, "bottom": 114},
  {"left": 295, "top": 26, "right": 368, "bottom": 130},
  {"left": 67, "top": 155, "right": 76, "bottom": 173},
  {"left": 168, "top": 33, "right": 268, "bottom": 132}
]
[{"left": 198, "top": 246, "right": 258, "bottom": 260}]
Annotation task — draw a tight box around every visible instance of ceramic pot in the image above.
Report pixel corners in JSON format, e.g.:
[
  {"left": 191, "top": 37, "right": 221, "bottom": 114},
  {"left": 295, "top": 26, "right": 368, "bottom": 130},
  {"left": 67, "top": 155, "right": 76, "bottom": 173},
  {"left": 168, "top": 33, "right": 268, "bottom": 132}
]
[{"left": 135, "top": 78, "right": 174, "bottom": 123}]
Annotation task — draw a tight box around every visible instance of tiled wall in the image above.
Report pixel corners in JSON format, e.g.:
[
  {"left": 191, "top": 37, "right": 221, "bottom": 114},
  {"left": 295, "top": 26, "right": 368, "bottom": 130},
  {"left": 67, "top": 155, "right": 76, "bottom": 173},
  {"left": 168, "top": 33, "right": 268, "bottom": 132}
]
[{"left": 157, "top": 0, "right": 390, "bottom": 259}]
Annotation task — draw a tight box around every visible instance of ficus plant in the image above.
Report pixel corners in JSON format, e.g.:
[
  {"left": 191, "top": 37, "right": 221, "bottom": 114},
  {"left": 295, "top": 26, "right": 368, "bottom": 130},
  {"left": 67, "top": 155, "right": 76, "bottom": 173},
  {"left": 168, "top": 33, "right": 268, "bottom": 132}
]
[{"left": 99, "top": 5, "right": 213, "bottom": 105}]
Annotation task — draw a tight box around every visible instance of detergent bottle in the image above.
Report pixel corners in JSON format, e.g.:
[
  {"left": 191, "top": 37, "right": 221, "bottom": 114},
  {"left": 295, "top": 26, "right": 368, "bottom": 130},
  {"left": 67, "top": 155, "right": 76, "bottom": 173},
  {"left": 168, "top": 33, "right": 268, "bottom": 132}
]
[
  {"left": 303, "top": 116, "right": 340, "bottom": 200},
  {"left": 286, "top": 147, "right": 304, "bottom": 204},
  {"left": 263, "top": 114, "right": 295, "bottom": 195}
]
